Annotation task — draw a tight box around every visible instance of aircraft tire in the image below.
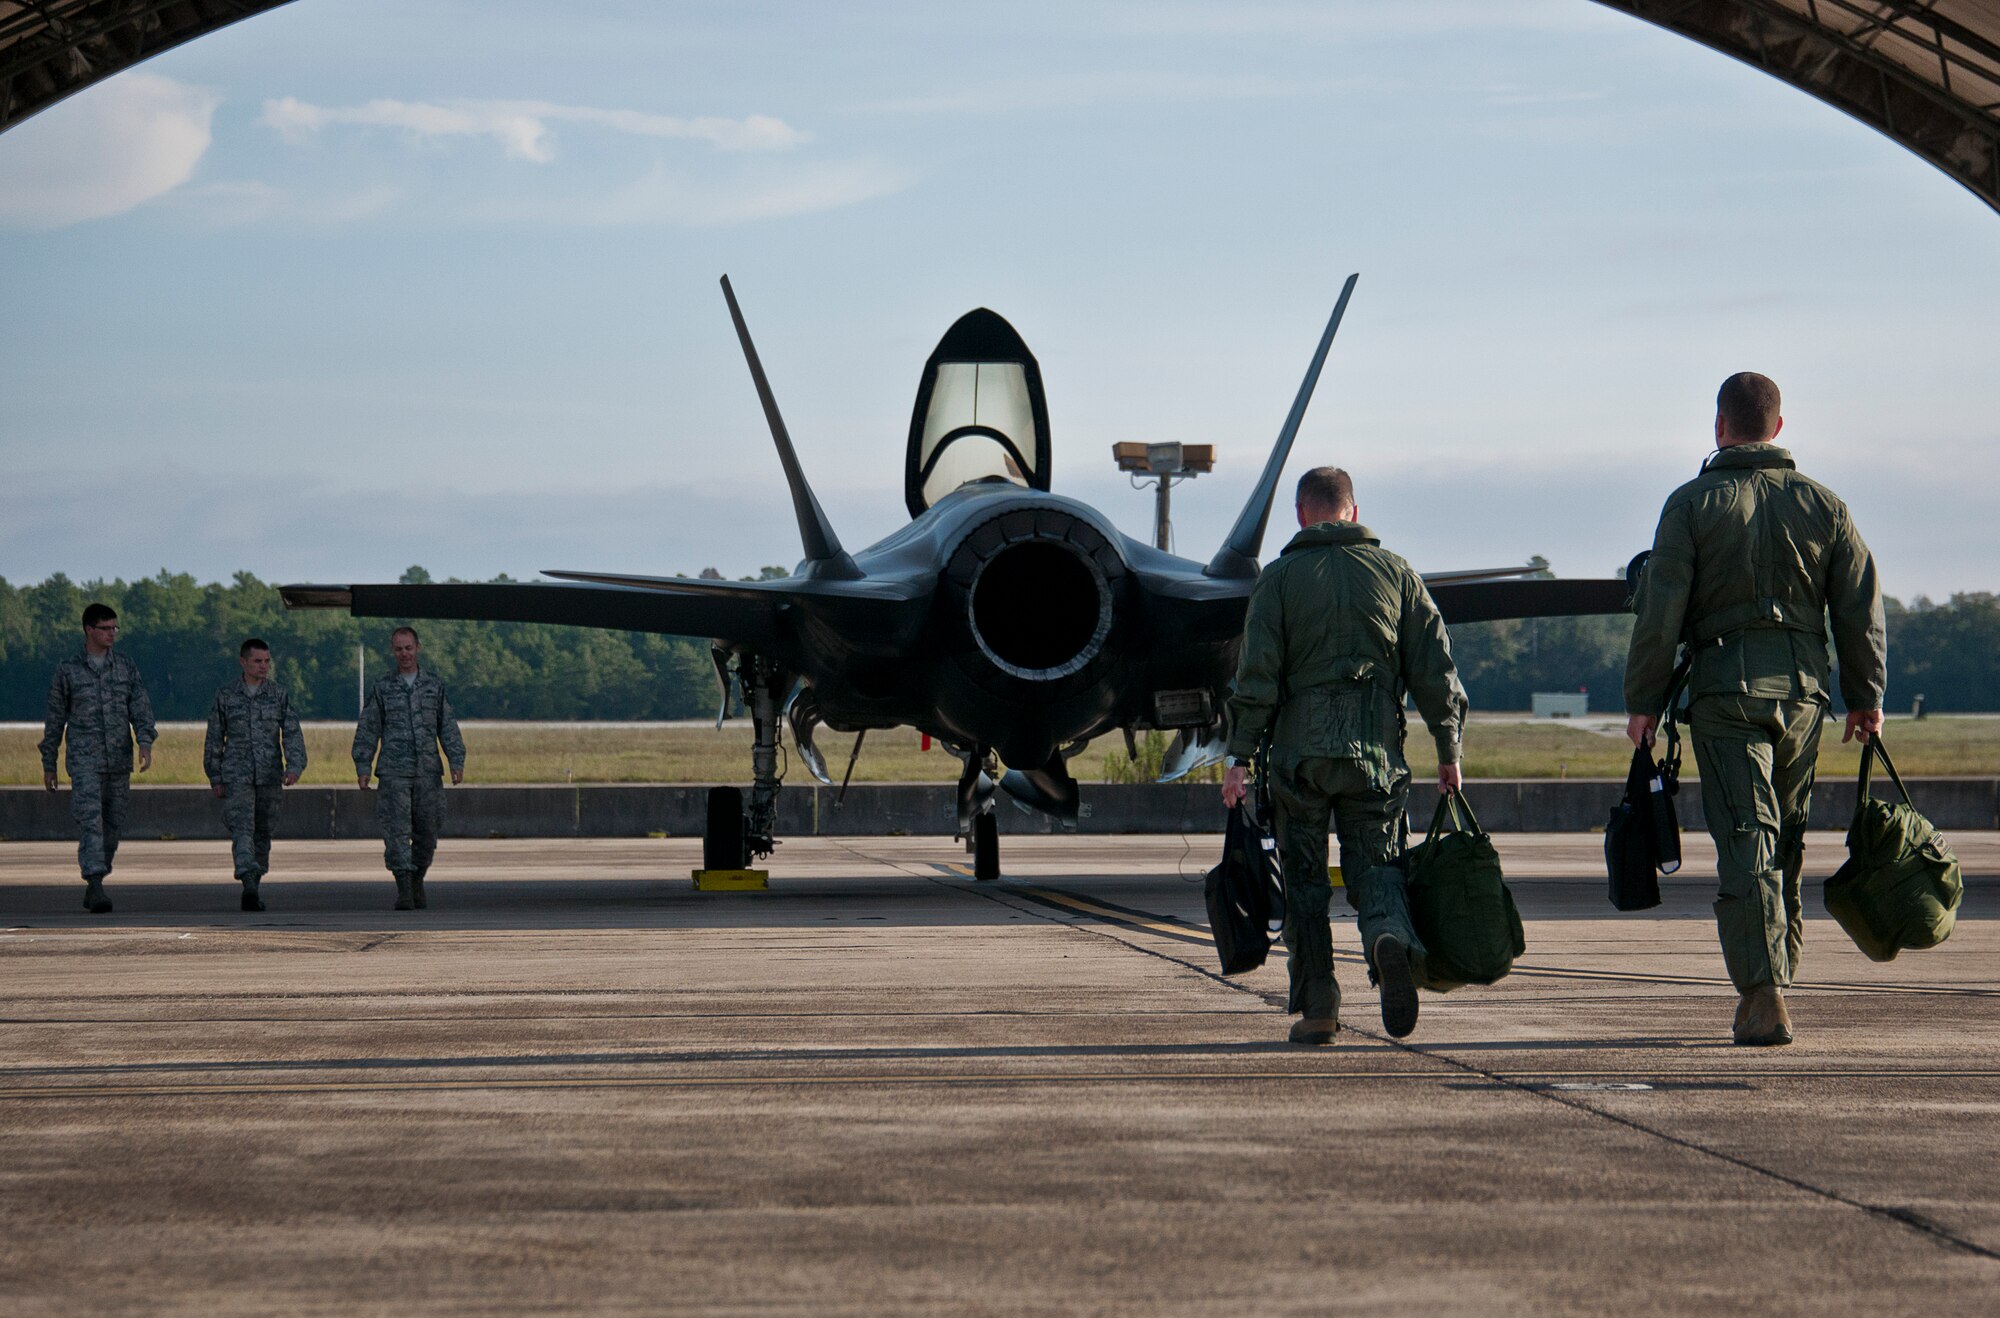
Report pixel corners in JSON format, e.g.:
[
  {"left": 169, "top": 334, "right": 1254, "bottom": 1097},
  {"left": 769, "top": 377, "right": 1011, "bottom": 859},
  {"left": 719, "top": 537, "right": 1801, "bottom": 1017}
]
[
  {"left": 704, "top": 786, "right": 747, "bottom": 871},
  {"left": 973, "top": 812, "right": 1000, "bottom": 882}
]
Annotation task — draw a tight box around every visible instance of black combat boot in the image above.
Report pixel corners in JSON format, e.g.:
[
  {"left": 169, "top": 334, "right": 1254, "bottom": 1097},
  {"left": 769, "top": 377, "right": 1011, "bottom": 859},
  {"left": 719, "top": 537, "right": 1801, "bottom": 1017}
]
[
  {"left": 82, "top": 878, "right": 113, "bottom": 914},
  {"left": 1373, "top": 933, "right": 1420, "bottom": 1039},
  {"left": 410, "top": 872, "right": 428, "bottom": 909},
  {"left": 393, "top": 873, "right": 415, "bottom": 911},
  {"left": 240, "top": 876, "right": 265, "bottom": 912}
]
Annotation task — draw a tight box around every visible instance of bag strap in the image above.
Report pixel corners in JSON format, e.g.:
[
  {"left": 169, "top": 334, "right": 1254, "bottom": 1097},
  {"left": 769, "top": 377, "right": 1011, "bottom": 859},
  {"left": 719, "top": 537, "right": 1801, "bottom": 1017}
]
[
  {"left": 1427, "top": 791, "right": 1456, "bottom": 839},
  {"left": 1656, "top": 652, "right": 1694, "bottom": 773},
  {"left": 1448, "top": 787, "right": 1482, "bottom": 834},
  {"left": 1625, "top": 743, "right": 1653, "bottom": 796},
  {"left": 1427, "top": 788, "right": 1480, "bottom": 838},
  {"left": 1857, "top": 732, "right": 1914, "bottom": 810}
]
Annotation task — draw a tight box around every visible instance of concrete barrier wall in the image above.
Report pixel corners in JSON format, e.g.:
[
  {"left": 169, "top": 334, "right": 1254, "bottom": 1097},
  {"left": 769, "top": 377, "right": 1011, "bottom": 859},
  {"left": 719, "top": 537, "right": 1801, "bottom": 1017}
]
[{"left": 3, "top": 779, "right": 1997, "bottom": 841}]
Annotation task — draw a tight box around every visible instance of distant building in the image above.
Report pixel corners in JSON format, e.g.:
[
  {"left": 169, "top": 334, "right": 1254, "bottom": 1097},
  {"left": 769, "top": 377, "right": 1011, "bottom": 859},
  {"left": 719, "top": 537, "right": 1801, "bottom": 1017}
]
[{"left": 1532, "top": 692, "right": 1589, "bottom": 719}]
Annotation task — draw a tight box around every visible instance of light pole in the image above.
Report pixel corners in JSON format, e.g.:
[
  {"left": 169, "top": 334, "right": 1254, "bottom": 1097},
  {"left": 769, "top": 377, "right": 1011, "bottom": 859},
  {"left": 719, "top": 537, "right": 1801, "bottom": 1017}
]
[{"left": 1113, "top": 441, "right": 1214, "bottom": 552}]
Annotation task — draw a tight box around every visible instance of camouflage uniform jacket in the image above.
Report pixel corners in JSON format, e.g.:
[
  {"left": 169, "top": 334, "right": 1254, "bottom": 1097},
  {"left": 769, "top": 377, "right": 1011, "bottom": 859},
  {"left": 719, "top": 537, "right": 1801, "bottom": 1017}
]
[
  {"left": 1226, "top": 523, "right": 1468, "bottom": 773},
  {"left": 1625, "top": 443, "right": 1885, "bottom": 716},
  {"left": 204, "top": 681, "right": 308, "bottom": 786},
  {"left": 39, "top": 649, "right": 158, "bottom": 777},
  {"left": 353, "top": 669, "right": 466, "bottom": 779}
]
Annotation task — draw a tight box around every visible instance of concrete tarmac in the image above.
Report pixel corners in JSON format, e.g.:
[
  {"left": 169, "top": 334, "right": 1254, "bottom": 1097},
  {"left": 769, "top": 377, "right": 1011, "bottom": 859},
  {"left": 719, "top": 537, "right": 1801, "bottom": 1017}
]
[{"left": 2, "top": 834, "right": 1996, "bottom": 1315}]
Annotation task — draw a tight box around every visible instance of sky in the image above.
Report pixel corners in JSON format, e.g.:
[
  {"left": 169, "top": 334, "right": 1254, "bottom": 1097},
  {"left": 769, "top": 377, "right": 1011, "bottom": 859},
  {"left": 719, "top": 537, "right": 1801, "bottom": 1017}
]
[{"left": 2, "top": 0, "right": 1997, "bottom": 602}]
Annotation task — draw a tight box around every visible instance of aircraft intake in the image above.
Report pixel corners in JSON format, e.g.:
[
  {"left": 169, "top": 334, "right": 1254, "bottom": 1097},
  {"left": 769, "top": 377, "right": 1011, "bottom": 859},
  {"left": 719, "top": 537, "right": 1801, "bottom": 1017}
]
[
  {"left": 942, "top": 505, "right": 1126, "bottom": 696},
  {"left": 971, "top": 540, "right": 1108, "bottom": 679}
]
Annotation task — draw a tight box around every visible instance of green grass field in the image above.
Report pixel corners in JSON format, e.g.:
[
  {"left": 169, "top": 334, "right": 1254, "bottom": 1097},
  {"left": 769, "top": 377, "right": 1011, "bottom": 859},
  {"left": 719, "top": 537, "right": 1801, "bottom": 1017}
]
[{"left": 4, "top": 715, "right": 1992, "bottom": 785}]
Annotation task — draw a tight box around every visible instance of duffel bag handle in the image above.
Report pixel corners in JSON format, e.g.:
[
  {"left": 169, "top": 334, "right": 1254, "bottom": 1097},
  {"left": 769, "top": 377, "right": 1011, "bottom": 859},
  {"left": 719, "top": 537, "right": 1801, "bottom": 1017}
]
[
  {"left": 1857, "top": 731, "right": 1915, "bottom": 811},
  {"left": 1427, "top": 787, "right": 1482, "bottom": 839}
]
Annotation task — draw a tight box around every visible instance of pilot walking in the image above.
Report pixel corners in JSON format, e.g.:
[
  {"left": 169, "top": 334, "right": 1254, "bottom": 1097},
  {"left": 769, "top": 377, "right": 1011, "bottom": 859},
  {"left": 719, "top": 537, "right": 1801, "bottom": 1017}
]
[
  {"left": 1222, "top": 467, "right": 1468, "bottom": 1045},
  {"left": 353, "top": 626, "right": 466, "bottom": 910},
  {"left": 1625, "top": 372, "right": 1884, "bottom": 1047},
  {"left": 39, "top": 602, "right": 158, "bottom": 914},
  {"left": 203, "top": 637, "right": 307, "bottom": 911}
]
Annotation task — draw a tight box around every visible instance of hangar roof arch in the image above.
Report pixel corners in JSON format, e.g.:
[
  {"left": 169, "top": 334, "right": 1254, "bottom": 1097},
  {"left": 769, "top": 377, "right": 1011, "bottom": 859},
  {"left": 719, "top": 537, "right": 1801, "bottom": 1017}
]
[
  {"left": 3, "top": 1, "right": 1998, "bottom": 215},
  {"left": 1591, "top": 1, "right": 2000, "bottom": 214},
  {"left": 1, "top": 1, "right": 296, "bottom": 129}
]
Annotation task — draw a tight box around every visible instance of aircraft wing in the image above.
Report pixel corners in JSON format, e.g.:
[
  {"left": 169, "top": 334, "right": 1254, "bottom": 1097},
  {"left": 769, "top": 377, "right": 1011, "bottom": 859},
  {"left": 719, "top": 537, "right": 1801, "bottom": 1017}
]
[
  {"left": 1427, "top": 578, "right": 1630, "bottom": 624},
  {"left": 278, "top": 576, "right": 929, "bottom": 655},
  {"left": 1136, "top": 567, "right": 1628, "bottom": 618}
]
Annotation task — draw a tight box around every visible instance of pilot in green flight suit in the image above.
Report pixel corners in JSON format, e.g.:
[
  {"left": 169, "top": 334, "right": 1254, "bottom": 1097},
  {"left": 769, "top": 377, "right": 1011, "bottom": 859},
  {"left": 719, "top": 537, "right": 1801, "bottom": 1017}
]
[
  {"left": 1223, "top": 467, "right": 1468, "bottom": 1046},
  {"left": 1625, "top": 372, "right": 1885, "bottom": 1047}
]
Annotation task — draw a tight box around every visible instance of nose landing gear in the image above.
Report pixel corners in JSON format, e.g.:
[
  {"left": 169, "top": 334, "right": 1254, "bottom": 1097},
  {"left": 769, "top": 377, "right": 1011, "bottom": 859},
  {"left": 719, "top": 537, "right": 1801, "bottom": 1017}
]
[
  {"left": 971, "top": 811, "right": 1000, "bottom": 882},
  {"left": 954, "top": 745, "right": 1003, "bottom": 882}
]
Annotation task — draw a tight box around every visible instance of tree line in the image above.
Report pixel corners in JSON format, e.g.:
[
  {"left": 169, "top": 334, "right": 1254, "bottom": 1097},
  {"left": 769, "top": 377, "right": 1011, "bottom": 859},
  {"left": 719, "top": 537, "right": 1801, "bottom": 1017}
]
[
  {"left": 0, "top": 569, "right": 723, "bottom": 721},
  {"left": 1445, "top": 594, "right": 1988, "bottom": 715},
  {"left": 0, "top": 570, "right": 1988, "bottom": 721}
]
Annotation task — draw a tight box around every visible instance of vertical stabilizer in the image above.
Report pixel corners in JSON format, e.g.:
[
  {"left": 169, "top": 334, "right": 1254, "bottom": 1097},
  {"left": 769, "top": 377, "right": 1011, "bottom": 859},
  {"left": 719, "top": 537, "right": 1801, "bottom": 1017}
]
[
  {"left": 720, "top": 276, "right": 863, "bottom": 581},
  {"left": 1205, "top": 274, "right": 1359, "bottom": 578}
]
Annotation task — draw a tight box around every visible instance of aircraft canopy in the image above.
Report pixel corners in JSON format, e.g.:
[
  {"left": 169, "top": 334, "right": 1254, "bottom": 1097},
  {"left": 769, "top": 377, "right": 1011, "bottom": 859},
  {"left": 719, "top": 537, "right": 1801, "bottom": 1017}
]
[{"left": 905, "top": 309, "right": 1052, "bottom": 517}]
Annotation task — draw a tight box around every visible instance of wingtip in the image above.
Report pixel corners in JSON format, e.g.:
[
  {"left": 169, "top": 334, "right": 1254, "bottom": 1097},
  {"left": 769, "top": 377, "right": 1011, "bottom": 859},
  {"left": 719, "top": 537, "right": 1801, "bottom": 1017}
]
[{"left": 278, "top": 584, "right": 355, "bottom": 610}]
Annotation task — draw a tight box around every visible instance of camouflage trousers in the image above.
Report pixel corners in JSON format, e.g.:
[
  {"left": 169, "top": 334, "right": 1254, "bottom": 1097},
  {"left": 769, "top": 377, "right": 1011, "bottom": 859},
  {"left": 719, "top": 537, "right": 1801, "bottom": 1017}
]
[
  {"left": 70, "top": 772, "right": 131, "bottom": 881},
  {"left": 1270, "top": 752, "right": 1420, "bottom": 1020},
  {"left": 1689, "top": 694, "right": 1826, "bottom": 992},
  {"left": 376, "top": 776, "right": 444, "bottom": 880},
  {"left": 221, "top": 782, "right": 283, "bottom": 880}
]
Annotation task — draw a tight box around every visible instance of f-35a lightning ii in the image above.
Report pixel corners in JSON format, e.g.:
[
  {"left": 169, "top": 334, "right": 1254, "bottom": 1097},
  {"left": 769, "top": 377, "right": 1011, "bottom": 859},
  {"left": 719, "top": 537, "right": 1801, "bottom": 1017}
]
[{"left": 281, "top": 275, "right": 1627, "bottom": 879}]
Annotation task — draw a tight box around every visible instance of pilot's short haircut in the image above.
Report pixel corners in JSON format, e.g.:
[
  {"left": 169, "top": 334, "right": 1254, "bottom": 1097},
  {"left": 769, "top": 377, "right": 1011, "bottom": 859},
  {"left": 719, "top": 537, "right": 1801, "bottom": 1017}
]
[
  {"left": 240, "top": 637, "right": 270, "bottom": 658},
  {"left": 391, "top": 625, "right": 421, "bottom": 645},
  {"left": 1717, "top": 372, "right": 1782, "bottom": 441},
  {"left": 1296, "top": 466, "right": 1355, "bottom": 515},
  {"left": 82, "top": 602, "right": 117, "bottom": 629}
]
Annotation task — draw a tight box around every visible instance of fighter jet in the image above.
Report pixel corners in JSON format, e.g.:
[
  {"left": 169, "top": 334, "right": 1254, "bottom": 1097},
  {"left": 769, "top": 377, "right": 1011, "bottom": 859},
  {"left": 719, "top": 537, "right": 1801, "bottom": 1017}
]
[{"left": 281, "top": 275, "right": 1627, "bottom": 879}]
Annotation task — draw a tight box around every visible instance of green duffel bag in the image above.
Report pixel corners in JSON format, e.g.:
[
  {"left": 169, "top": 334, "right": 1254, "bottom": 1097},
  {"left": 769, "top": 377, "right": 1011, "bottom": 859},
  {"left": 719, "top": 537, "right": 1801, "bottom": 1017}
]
[
  {"left": 1405, "top": 790, "right": 1526, "bottom": 991},
  {"left": 1823, "top": 734, "right": 1962, "bottom": 963}
]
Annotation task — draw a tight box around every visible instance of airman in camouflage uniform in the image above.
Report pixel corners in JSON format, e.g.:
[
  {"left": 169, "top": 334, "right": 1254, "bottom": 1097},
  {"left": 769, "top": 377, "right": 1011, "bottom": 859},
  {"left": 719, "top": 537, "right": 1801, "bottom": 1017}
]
[
  {"left": 39, "top": 603, "right": 157, "bottom": 913},
  {"left": 353, "top": 626, "right": 466, "bottom": 910},
  {"left": 1224, "top": 468, "right": 1468, "bottom": 1046},
  {"left": 1626, "top": 372, "right": 1885, "bottom": 1047},
  {"left": 204, "top": 638, "right": 307, "bottom": 911}
]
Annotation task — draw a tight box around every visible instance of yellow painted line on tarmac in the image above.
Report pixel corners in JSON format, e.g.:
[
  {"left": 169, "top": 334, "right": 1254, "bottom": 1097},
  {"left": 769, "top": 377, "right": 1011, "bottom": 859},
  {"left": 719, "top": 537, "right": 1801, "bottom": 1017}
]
[
  {"left": 4, "top": 1067, "right": 1997, "bottom": 1102},
  {"left": 1016, "top": 887, "right": 1214, "bottom": 944}
]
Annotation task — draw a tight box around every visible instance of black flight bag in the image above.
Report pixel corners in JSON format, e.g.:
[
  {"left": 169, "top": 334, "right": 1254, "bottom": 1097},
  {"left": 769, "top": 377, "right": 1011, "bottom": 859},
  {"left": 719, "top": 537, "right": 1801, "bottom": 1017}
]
[
  {"left": 1204, "top": 777, "right": 1285, "bottom": 976},
  {"left": 1604, "top": 658, "right": 1688, "bottom": 911}
]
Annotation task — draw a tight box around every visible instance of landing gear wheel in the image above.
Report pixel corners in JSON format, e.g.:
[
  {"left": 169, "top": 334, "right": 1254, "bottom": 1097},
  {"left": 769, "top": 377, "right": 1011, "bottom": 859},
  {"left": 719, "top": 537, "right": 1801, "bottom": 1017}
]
[
  {"left": 704, "top": 786, "right": 748, "bottom": 871},
  {"left": 973, "top": 812, "right": 1000, "bottom": 882}
]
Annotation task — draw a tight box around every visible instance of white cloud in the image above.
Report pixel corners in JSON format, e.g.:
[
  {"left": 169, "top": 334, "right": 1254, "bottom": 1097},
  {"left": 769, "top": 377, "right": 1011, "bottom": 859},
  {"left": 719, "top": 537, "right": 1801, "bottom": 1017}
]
[
  {"left": 262, "top": 97, "right": 808, "bottom": 162},
  {"left": 0, "top": 75, "right": 219, "bottom": 227},
  {"left": 478, "top": 158, "right": 910, "bottom": 227}
]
